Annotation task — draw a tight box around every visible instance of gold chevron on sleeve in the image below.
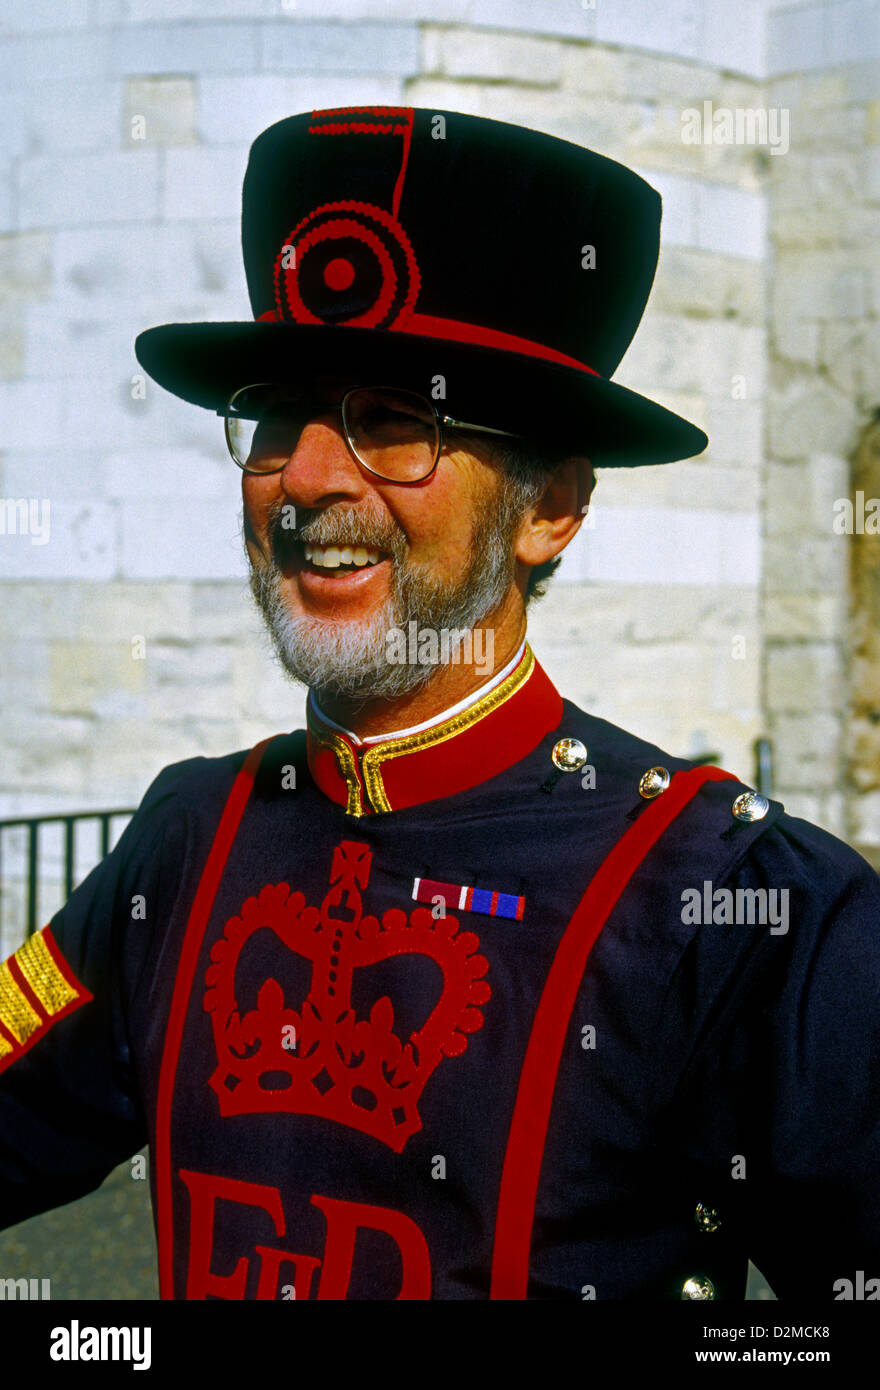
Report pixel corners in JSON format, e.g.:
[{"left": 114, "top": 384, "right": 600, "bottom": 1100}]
[
  {"left": 0, "top": 927, "right": 92, "bottom": 1075},
  {"left": 0, "top": 959, "right": 42, "bottom": 1045},
  {"left": 14, "top": 929, "right": 81, "bottom": 1016}
]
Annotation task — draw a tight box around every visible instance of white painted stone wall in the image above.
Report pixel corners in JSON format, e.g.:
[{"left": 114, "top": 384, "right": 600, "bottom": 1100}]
[{"left": 0, "top": 0, "right": 874, "bottom": 859}]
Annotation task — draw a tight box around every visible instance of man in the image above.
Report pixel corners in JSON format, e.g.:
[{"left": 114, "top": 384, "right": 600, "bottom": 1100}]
[{"left": 1, "top": 107, "right": 878, "bottom": 1301}]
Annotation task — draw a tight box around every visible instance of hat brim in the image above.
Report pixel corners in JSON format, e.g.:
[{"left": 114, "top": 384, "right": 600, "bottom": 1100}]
[{"left": 135, "top": 321, "right": 707, "bottom": 469}]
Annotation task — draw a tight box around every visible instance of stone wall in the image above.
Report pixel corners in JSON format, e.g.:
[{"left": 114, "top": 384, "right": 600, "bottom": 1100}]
[{"left": 763, "top": 7, "right": 880, "bottom": 848}]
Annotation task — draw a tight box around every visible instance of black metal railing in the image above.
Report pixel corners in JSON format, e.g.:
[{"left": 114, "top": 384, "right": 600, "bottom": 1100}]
[{"left": 0, "top": 810, "right": 135, "bottom": 947}]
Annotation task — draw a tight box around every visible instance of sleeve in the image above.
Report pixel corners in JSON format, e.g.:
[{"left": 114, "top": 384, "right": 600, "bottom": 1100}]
[
  {"left": 661, "top": 814, "right": 880, "bottom": 1299},
  {"left": 0, "top": 759, "right": 195, "bottom": 1232}
]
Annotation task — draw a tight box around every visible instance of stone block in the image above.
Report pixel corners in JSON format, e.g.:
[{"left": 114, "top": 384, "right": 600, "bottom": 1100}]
[
  {"left": 766, "top": 642, "right": 844, "bottom": 712},
  {"left": 766, "top": 378, "right": 857, "bottom": 462},
  {"left": 0, "top": 161, "right": 13, "bottom": 236},
  {"left": 769, "top": 711, "right": 843, "bottom": 791},
  {"left": 18, "top": 150, "right": 160, "bottom": 230},
  {"left": 595, "top": 0, "right": 706, "bottom": 65},
  {"left": 772, "top": 315, "right": 820, "bottom": 368},
  {"left": 850, "top": 791, "right": 880, "bottom": 847},
  {"left": 0, "top": 308, "right": 24, "bottom": 378},
  {"left": 0, "top": 497, "right": 117, "bottom": 581},
  {"left": 0, "top": 380, "right": 64, "bottom": 450},
  {"left": 51, "top": 221, "right": 242, "bottom": 305},
  {"left": 764, "top": 453, "right": 849, "bottom": 538},
  {"left": 0, "top": 0, "right": 89, "bottom": 29},
  {"left": 48, "top": 638, "right": 146, "bottom": 718},
  {"left": 561, "top": 504, "right": 759, "bottom": 586},
  {"left": 828, "top": 0, "right": 880, "bottom": 66},
  {"left": 0, "top": 31, "right": 110, "bottom": 86},
  {"left": 651, "top": 247, "right": 764, "bottom": 323},
  {"left": 260, "top": 21, "right": 419, "bottom": 74},
  {"left": 119, "top": 498, "right": 247, "bottom": 580},
  {"left": 125, "top": 78, "right": 197, "bottom": 147},
  {"left": 821, "top": 321, "right": 880, "bottom": 407},
  {"left": 468, "top": 0, "right": 597, "bottom": 41},
  {"left": 110, "top": 22, "right": 259, "bottom": 76},
  {"left": 0, "top": 232, "right": 52, "bottom": 304},
  {"left": 766, "top": 4, "right": 825, "bottom": 76},
  {"left": 427, "top": 28, "right": 563, "bottom": 84},
  {"left": 0, "top": 83, "right": 122, "bottom": 160},
  {"left": 695, "top": 181, "right": 766, "bottom": 261},
  {"left": 126, "top": 0, "right": 279, "bottom": 16},
  {"left": 24, "top": 306, "right": 142, "bottom": 381},
  {"left": 162, "top": 146, "right": 249, "bottom": 220},
  {"left": 762, "top": 594, "right": 843, "bottom": 641},
  {"left": 763, "top": 533, "right": 847, "bottom": 597},
  {"left": 563, "top": 45, "right": 709, "bottom": 101},
  {"left": 98, "top": 445, "right": 232, "bottom": 500}
]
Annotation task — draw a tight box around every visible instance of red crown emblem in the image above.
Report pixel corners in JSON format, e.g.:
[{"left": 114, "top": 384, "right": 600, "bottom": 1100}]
[{"left": 203, "top": 841, "right": 491, "bottom": 1152}]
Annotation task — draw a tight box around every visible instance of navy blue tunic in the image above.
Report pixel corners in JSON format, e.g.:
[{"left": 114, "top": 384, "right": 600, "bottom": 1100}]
[{"left": 1, "top": 657, "right": 878, "bottom": 1300}]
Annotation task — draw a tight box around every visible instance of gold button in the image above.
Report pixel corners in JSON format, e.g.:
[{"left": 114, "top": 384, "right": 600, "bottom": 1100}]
[
  {"left": 681, "top": 1274, "right": 716, "bottom": 1300},
  {"left": 551, "top": 738, "right": 588, "bottom": 772},
  {"left": 695, "top": 1202, "right": 721, "bottom": 1233},
  {"left": 639, "top": 766, "right": 670, "bottom": 799},
  {"left": 732, "top": 792, "right": 770, "bottom": 823}
]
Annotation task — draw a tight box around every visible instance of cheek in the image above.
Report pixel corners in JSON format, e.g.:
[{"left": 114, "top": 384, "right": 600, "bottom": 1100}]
[
  {"left": 241, "top": 477, "right": 277, "bottom": 541},
  {"left": 397, "top": 456, "right": 492, "bottom": 565}
]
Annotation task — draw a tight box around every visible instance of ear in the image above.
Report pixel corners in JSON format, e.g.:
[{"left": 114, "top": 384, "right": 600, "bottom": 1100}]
[{"left": 514, "top": 457, "right": 596, "bottom": 569}]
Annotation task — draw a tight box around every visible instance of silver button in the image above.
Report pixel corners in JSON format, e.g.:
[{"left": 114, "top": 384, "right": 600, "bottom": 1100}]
[
  {"left": 551, "top": 738, "right": 588, "bottom": 772},
  {"left": 681, "top": 1274, "right": 716, "bottom": 1300},
  {"left": 639, "top": 766, "right": 670, "bottom": 799},
  {"left": 695, "top": 1202, "right": 721, "bottom": 1233},
  {"left": 732, "top": 791, "right": 770, "bottom": 823}
]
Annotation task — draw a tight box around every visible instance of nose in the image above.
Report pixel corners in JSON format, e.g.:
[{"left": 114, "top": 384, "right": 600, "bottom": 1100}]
[{"left": 277, "top": 408, "right": 373, "bottom": 509}]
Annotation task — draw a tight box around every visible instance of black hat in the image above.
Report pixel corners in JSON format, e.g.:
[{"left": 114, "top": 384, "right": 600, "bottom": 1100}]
[{"left": 135, "top": 106, "right": 707, "bottom": 468}]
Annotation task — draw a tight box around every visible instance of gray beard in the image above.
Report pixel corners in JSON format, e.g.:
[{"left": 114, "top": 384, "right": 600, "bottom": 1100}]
[{"left": 246, "top": 492, "right": 519, "bottom": 700}]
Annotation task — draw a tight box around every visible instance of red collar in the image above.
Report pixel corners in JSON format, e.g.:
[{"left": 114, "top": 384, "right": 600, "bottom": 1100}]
[{"left": 306, "top": 645, "right": 563, "bottom": 816}]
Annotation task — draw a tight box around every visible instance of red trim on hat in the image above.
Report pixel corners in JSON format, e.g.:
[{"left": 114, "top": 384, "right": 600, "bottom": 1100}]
[
  {"left": 489, "top": 763, "right": 739, "bottom": 1300},
  {"left": 307, "top": 106, "right": 414, "bottom": 215},
  {"left": 255, "top": 307, "right": 599, "bottom": 376},
  {"left": 396, "top": 311, "right": 600, "bottom": 375}
]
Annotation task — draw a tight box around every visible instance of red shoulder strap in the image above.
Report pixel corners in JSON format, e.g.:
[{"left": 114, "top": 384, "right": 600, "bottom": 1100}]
[
  {"left": 156, "top": 738, "right": 275, "bottom": 1301},
  {"left": 489, "top": 764, "right": 737, "bottom": 1300}
]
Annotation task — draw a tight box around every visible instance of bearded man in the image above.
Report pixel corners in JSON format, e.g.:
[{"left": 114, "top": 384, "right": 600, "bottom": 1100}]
[{"left": 1, "top": 108, "right": 878, "bottom": 1303}]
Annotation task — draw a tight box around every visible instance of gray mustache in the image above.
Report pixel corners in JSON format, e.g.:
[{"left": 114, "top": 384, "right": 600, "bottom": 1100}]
[{"left": 271, "top": 505, "right": 405, "bottom": 555}]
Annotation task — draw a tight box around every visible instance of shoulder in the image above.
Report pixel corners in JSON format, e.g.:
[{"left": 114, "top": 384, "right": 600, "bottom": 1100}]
[
  {"left": 134, "top": 729, "right": 306, "bottom": 821},
  {"left": 557, "top": 696, "right": 879, "bottom": 906}
]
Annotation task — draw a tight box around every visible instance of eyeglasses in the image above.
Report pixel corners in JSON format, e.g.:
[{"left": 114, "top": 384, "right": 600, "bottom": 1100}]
[{"left": 220, "top": 383, "right": 519, "bottom": 483}]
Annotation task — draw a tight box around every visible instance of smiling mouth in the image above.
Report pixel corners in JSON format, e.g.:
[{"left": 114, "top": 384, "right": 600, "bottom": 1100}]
[{"left": 301, "top": 542, "right": 389, "bottom": 573}]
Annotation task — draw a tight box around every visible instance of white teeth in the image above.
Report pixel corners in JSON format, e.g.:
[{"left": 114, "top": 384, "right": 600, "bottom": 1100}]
[{"left": 305, "top": 542, "right": 384, "bottom": 570}]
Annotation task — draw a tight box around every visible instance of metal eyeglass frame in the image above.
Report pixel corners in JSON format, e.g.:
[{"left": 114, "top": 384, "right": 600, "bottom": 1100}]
[{"left": 220, "top": 382, "right": 520, "bottom": 482}]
